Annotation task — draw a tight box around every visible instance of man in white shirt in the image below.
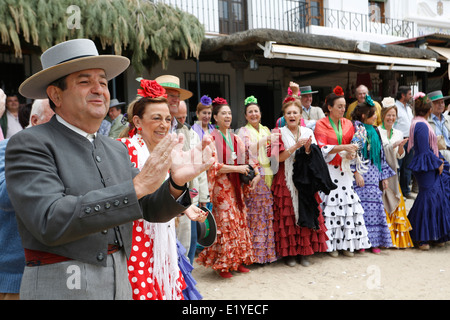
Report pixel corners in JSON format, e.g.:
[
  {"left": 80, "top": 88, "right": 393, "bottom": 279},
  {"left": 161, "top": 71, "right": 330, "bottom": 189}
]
[
  {"left": 393, "top": 86, "right": 414, "bottom": 199},
  {"left": 1, "top": 94, "right": 23, "bottom": 138}
]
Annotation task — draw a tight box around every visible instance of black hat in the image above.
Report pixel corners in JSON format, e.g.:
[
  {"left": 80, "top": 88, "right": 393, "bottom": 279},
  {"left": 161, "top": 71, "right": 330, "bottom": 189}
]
[{"left": 196, "top": 207, "right": 217, "bottom": 247}]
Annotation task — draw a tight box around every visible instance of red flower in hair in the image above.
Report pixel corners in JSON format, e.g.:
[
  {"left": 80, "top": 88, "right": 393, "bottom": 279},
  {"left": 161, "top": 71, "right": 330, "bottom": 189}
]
[
  {"left": 137, "top": 79, "right": 167, "bottom": 98},
  {"left": 333, "top": 86, "right": 345, "bottom": 96},
  {"left": 283, "top": 96, "right": 296, "bottom": 104},
  {"left": 212, "top": 97, "right": 228, "bottom": 106}
]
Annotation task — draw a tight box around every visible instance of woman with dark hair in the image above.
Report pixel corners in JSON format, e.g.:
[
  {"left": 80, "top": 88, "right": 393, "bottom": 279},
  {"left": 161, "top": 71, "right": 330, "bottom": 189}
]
[
  {"left": 196, "top": 97, "right": 256, "bottom": 278},
  {"left": 315, "top": 87, "right": 371, "bottom": 257},
  {"left": 406, "top": 93, "right": 450, "bottom": 250},
  {"left": 351, "top": 96, "right": 396, "bottom": 254},
  {"left": 237, "top": 96, "right": 277, "bottom": 264}
]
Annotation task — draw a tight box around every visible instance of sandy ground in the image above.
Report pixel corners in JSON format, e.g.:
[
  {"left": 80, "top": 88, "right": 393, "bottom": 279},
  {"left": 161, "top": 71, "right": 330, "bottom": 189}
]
[{"left": 191, "top": 195, "right": 450, "bottom": 300}]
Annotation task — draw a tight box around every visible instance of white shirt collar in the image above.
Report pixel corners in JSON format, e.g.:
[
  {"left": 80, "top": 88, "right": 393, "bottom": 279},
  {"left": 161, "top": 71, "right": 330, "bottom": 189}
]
[{"left": 55, "top": 114, "right": 97, "bottom": 142}]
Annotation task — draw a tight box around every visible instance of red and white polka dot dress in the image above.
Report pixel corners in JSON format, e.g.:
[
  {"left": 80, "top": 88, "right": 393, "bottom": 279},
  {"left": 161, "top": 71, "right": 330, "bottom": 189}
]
[
  {"left": 128, "top": 220, "right": 160, "bottom": 300},
  {"left": 120, "top": 137, "right": 186, "bottom": 300}
]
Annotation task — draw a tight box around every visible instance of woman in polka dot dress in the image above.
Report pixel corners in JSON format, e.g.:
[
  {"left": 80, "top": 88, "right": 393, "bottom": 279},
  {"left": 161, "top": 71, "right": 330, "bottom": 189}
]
[
  {"left": 118, "top": 80, "right": 202, "bottom": 300},
  {"left": 315, "top": 89, "right": 371, "bottom": 257},
  {"left": 350, "top": 99, "right": 396, "bottom": 254}
]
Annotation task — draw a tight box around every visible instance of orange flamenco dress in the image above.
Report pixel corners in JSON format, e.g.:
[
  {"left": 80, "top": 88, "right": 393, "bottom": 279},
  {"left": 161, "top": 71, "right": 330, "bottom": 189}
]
[{"left": 196, "top": 130, "right": 255, "bottom": 274}]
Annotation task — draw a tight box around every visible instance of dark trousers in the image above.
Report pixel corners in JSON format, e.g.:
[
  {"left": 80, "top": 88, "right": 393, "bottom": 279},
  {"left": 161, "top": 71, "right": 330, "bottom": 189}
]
[{"left": 398, "top": 141, "right": 414, "bottom": 196}]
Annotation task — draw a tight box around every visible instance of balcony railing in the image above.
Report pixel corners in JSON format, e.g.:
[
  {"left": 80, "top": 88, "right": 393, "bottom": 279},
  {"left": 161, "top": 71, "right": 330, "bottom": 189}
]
[
  {"left": 287, "top": 4, "right": 414, "bottom": 38},
  {"left": 155, "top": 0, "right": 414, "bottom": 39}
]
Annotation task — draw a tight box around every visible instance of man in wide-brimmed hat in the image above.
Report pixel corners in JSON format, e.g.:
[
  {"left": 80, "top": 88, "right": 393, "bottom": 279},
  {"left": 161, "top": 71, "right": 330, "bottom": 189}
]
[
  {"left": 5, "top": 39, "right": 213, "bottom": 300},
  {"left": 155, "top": 75, "right": 208, "bottom": 259},
  {"left": 107, "top": 98, "right": 127, "bottom": 139},
  {"left": 297, "top": 84, "right": 325, "bottom": 130},
  {"left": 155, "top": 75, "right": 193, "bottom": 132},
  {"left": 427, "top": 90, "right": 450, "bottom": 163}
]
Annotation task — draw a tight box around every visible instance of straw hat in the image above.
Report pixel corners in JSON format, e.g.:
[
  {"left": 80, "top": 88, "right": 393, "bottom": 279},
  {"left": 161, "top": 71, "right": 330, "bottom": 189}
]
[
  {"left": 155, "top": 75, "right": 193, "bottom": 100},
  {"left": 19, "top": 39, "right": 130, "bottom": 99}
]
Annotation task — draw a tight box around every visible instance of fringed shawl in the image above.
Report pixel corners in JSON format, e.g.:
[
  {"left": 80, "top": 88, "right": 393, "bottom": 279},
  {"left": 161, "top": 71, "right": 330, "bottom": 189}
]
[{"left": 408, "top": 116, "right": 439, "bottom": 157}]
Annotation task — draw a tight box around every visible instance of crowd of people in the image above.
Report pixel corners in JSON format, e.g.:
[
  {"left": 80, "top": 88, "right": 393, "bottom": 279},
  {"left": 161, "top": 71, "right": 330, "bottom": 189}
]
[{"left": 0, "top": 38, "right": 450, "bottom": 301}]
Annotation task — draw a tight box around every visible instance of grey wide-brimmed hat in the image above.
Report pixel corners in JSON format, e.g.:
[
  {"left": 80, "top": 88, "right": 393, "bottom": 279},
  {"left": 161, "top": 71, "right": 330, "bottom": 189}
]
[
  {"left": 19, "top": 39, "right": 130, "bottom": 99},
  {"left": 428, "top": 90, "right": 450, "bottom": 102},
  {"left": 299, "top": 85, "right": 318, "bottom": 95},
  {"left": 110, "top": 98, "right": 126, "bottom": 108}
]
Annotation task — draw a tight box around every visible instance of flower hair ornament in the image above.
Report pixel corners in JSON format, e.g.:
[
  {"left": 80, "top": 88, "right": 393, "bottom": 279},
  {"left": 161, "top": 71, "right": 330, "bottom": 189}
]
[
  {"left": 365, "top": 94, "right": 375, "bottom": 107},
  {"left": 283, "top": 96, "right": 296, "bottom": 104},
  {"left": 200, "top": 95, "right": 212, "bottom": 106},
  {"left": 381, "top": 97, "right": 395, "bottom": 108},
  {"left": 333, "top": 86, "right": 345, "bottom": 97},
  {"left": 136, "top": 78, "right": 167, "bottom": 99},
  {"left": 413, "top": 92, "right": 427, "bottom": 103},
  {"left": 212, "top": 97, "right": 228, "bottom": 106},
  {"left": 244, "top": 95, "right": 258, "bottom": 106}
]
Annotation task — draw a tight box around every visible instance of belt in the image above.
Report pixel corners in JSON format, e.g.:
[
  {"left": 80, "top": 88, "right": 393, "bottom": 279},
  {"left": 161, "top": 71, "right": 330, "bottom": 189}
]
[{"left": 25, "top": 244, "right": 122, "bottom": 267}]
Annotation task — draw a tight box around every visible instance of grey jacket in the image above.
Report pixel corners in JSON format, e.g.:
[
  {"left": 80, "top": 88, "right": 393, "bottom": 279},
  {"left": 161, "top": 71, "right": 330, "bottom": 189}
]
[{"left": 5, "top": 116, "right": 190, "bottom": 266}]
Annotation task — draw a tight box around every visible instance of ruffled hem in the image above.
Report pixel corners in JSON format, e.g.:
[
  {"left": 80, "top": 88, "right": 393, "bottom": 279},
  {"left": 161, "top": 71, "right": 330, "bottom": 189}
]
[
  {"left": 365, "top": 225, "right": 394, "bottom": 248},
  {"left": 196, "top": 205, "right": 255, "bottom": 272},
  {"left": 178, "top": 242, "right": 202, "bottom": 300},
  {"left": 408, "top": 186, "right": 450, "bottom": 243},
  {"left": 322, "top": 201, "right": 371, "bottom": 252},
  {"left": 272, "top": 175, "right": 328, "bottom": 257},
  {"left": 408, "top": 152, "right": 443, "bottom": 173},
  {"left": 385, "top": 196, "right": 413, "bottom": 248}
]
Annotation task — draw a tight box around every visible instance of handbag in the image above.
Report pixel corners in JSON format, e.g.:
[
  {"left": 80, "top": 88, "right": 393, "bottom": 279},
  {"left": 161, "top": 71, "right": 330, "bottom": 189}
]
[
  {"left": 240, "top": 164, "right": 255, "bottom": 184},
  {"left": 437, "top": 135, "right": 447, "bottom": 150}
]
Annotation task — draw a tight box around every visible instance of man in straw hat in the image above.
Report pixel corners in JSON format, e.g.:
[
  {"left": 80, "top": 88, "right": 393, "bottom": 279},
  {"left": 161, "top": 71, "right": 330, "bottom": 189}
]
[
  {"left": 155, "top": 75, "right": 192, "bottom": 132},
  {"left": 427, "top": 90, "right": 450, "bottom": 164},
  {"left": 5, "top": 39, "right": 214, "bottom": 300},
  {"left": 155, "top": 75, "right": 206, "bottom": 258}
]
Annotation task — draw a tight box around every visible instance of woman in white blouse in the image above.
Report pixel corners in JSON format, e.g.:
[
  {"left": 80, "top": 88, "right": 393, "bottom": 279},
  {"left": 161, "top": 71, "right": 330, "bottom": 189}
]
[{"left": 378, "top": 97, "right": 413, "bottom": 248}]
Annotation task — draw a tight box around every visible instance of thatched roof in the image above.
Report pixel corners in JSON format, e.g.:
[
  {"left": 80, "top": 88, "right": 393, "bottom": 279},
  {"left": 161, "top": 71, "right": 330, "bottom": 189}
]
[
  {"left": 202, "top": 29, "right": 439, "bottom": 60},
  {"left": 0, "top": 0, "right": 205, "bottom": 74}
]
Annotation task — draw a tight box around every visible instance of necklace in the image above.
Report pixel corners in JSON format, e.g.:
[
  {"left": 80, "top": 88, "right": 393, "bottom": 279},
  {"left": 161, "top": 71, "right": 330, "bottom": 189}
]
[
  {"left": 289, "top": 125, "right": 300, "bottom": 142},
  {"left": 381, "top": 123, "right": 393, "bottom": 141},
  {"left": 220, "top": 129, "right": 237, "bottom": 160}
]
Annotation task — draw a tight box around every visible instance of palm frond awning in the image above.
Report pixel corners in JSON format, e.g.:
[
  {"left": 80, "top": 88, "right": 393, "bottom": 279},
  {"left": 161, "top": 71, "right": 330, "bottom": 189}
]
[{"left": 0, "top": 0, "right": 205, "bottom": 74}]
